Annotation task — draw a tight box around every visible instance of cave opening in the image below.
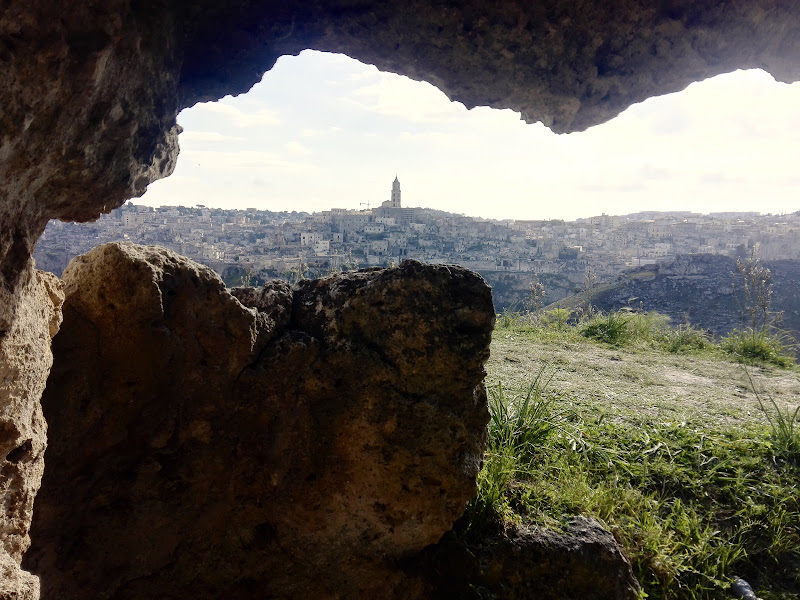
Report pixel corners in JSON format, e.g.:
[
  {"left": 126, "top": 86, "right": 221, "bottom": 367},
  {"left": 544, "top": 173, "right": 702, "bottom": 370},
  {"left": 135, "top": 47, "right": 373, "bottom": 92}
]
[{"left": 32, "top": 51, "right": 800, "bottom": 284}]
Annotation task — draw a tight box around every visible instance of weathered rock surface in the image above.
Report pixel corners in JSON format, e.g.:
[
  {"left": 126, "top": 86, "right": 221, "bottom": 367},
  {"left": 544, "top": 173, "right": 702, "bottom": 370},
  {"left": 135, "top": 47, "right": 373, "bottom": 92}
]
[
  {"left": 426, "top": 517, "right": 641, "bottom": 600},
  {"left": 0, "top": 268, "right": 63, "bottom": 600},
  {"left": 25, "top": 243, "right": 494, "bottom": 599},
  {"left": 0, "top": 1, "right": 180, "bottom": 332}
]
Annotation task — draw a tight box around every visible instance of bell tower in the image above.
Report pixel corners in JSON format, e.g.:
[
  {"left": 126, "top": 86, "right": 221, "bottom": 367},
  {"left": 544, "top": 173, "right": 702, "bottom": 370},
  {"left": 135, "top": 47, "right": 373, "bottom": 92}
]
[{"left": 390, "top": 176, "right": 401, "bottom": 208}]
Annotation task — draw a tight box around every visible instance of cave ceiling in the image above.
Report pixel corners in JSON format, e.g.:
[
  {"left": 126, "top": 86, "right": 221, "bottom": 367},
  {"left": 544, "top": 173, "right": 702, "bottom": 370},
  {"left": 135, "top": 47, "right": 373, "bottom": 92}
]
[{"left": 178, "top": 0, "right": 800, "bottom": 133}]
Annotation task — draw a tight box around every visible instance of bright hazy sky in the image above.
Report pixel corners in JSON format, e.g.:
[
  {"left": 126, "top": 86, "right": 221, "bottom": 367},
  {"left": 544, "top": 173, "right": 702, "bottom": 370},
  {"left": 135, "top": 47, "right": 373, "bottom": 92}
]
[{"left": 139, "top": 50, "right": 800, "bottom": 221}]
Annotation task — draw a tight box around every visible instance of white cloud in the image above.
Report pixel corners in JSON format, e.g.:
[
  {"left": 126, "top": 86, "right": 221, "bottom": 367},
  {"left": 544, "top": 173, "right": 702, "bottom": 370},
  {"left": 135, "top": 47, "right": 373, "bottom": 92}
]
[
  {"left": 192, "top": 102, "right": 280, "bottom": 128},
  {"left": 301, "top": 126, "right": 343, "bottom": 137},
  {"left": 179, "top": 149, "right": 319, "bottom": 173},
  {"left": 284, "top": 141, "right": 311, "bottom": 155},
  {"left": 348, "top": 73, "right": 466, "bottom": 123},
  {"left": 142, "top": 51, "right": 800, "bottom": 221},
  {"left": 180, "top": 131, "right": 245, "bottom": 143},
  {"left": 398, "top": 130, "right": 472, "bottom": 148}
]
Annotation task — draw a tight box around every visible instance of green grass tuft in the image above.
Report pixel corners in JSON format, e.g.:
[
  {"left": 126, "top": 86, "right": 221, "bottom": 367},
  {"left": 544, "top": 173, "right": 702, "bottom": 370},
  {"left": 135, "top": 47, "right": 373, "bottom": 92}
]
[
  {"left": 661, "top": 324, "right": 713, "bottom": 354},
  {"left": 465, "top": 383, "right": 800, "bottom": 599},
  {"left": 746, "top": 370, "right": 800, "bottom": 462},
  {"left": 580, "top": 311, "right": 633, "bottom": 346},
  {"left": 721, "top": 330, "right": 794, "bottom": 368},
  {"left": 468, "top": 369, "right": 569, "bottom": 530}
]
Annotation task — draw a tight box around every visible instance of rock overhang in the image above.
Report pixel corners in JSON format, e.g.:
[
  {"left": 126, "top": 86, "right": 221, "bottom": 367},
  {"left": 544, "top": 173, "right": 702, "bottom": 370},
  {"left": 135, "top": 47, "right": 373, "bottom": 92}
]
[{"left": 176, "top": 1, "right": 800, "bottom": 133}]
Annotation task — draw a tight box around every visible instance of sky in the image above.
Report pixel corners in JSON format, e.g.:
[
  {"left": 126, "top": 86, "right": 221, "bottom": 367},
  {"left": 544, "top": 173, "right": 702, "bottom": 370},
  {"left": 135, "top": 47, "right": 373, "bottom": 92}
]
[{"left": 139, "top": 50, "right": 800, "bottom": 221}]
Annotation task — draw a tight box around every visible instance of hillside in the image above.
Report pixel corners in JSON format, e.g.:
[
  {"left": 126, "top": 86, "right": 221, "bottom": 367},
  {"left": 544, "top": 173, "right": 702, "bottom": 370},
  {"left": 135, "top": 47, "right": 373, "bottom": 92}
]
[{"left": 547, "top": 254, "right": 800, "bottom": 339}]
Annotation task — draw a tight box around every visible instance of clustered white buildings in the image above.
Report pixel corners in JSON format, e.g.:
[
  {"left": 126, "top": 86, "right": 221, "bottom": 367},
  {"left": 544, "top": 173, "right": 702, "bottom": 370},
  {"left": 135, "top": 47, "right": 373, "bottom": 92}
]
[{"left": 35, "top": 177, "right": 800, "bottom": 303}]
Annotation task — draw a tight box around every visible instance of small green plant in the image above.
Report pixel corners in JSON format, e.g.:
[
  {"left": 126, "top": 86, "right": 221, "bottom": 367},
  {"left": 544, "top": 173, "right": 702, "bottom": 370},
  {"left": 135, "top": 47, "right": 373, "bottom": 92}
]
[
  {"left": 720, "top": 329, "right": 794, "bottom": 367},
  {"left": 661, "top": 324, "right": 712, "bottom": 354},
  {"left": 724, "top": 253, "right": 795, "bottom": 367},
  {"left": 746, "top": 370, "right": 800, "bottom": 461},
  {"left": 583, "top": 266, "right": 598, "bottom": 316},
  {"left": 487, "top": 376, "right": 559, "bottom": 462},
  {"left": 581, "top": 311, "right": 632, "bottom": 346},
  {"left": 497, "top": 308, "right": 523, "bottom": 329},
  {"left": 627, "top": 310, "right": 670, "bottom": 342},
  {"left": 579, "top": 309, "right": 669, "bottom": 347},
  {"left": 523, "top": 276, "right": 546, "bottom": 315},
  {"left": 467, "top": 369, "right": 568, "bottom": 529},
  {"left": 732, "top": 254, "right": 775, "bottom": 336},
  {"left": 541, "top": 307, "right": 572, "bottom": 330}
]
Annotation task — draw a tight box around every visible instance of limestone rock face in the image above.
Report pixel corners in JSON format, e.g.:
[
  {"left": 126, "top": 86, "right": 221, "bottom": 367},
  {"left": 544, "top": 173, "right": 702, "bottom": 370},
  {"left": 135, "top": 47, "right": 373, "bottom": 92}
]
[
  {"left": 25, "top": 243, "right": 494, "bottom": 599},
  {"left": 0, "top": 1, "right": 179, "bottom": 332},
  {"left": 482, "top": 518, "right": 641, "bottom": 600},
  {"left": 0, "top": 268, "right": 63, "bottom": 600}
]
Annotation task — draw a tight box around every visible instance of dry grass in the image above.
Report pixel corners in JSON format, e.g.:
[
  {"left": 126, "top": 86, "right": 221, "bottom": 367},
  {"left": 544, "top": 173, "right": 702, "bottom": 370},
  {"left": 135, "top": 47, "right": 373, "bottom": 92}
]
[{"left": 488, "top": 328, "right": 800, "bottom": 429}]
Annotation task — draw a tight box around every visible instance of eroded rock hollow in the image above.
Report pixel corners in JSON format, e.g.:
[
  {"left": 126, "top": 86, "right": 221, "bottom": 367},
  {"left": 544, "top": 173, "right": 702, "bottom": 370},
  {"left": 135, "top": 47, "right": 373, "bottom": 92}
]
[
  {"left": 25, "top": 244, "right": 494, "bottom": 599},
  {"left": 5, "top": 0, "right": 800, "bottom": 319}
]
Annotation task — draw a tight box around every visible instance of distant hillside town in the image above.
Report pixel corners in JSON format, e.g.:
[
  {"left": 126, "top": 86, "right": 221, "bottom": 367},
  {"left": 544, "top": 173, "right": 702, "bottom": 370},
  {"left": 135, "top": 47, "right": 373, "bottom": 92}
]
[{"left": 34, "top": 177, "right": 800, "bottom": 309}]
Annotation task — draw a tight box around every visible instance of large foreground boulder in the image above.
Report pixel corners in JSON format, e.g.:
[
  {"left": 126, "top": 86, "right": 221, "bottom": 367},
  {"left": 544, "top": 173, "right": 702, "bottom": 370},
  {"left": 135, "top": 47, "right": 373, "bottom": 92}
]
[
  {"left": 0, "top": 268, "right": 63, "bottom": 600},
  {"left": 25, "top": 243, "right": 494, "bottom": 599}
]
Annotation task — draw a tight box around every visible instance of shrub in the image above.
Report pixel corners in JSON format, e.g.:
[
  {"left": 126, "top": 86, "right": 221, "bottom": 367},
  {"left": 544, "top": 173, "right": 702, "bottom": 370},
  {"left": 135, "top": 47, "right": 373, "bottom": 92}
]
[
  {"left": 724, "top": 253, "right": 795, "bottom": 367},
  {"left": 627, "top": 310, "right": 671, "bottom": 341},
  {"left": 581, "top": 311, "right": 632, "bottom": 346},
  {"left": 720, "top": 329, "right": 794, "bottom": 368},
  {"left": 662, "top": 324, "right": 712, "bottom": 354},
  {"left": 540, "top": 308, "right": 572, "bottom": 330}
]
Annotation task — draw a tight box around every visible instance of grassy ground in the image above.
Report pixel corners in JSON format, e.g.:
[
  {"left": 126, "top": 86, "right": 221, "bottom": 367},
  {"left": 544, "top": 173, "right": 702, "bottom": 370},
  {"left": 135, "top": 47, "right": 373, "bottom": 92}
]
[{"left": 466, "top": 312, "right": 800, "bottom": 599}]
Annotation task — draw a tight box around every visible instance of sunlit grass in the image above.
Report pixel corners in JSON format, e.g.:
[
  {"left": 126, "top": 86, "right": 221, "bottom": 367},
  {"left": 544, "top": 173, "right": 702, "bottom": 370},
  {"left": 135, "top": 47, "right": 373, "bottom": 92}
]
[
  {"left": 462, "top": 315, "right": 800, "bottom": 599},
  {"left": 497, "top": 306, "right": 795, "bottom": 367}
]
